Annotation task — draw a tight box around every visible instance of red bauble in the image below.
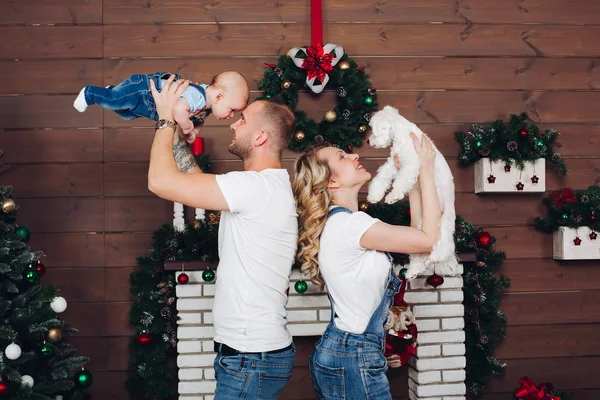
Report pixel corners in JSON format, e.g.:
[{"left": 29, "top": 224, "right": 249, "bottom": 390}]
[
  {"left": 36, "top": 261, "right": 46, "bottom": 276},
  {"left": 591, "top": 213, "right": 596, "bottom": 222},
  {"left": 137, "top": 331, "right": 153, "bottom": 345},
  {"left": 519, "top": 128, "right": 528, "bottom": 137},
  {"left": 426, "top": 273, "right": 444, "bottom": 288},
  {"left": 573, "top": 237, "right": 582, "bottom": 246},
  {"left": 177, "top": 273, "right": 189, "bottom": 285},
  {"left": 504, "top": 164, "right": 511, "bottom": 172},
  {"left": 475, "top": 231, "right": 492, "bottom": 248},
  {"left": 0, "top": 381, "right": 9, "bottom": 395}
]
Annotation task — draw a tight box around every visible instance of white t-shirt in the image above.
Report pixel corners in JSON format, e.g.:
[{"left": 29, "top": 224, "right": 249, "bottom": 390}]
[
  {"left": 318, "top": 209, "right": 392, "bottom": 334},
  {"left": 213, "top": 169, "right": 297, "bottom": 352}
]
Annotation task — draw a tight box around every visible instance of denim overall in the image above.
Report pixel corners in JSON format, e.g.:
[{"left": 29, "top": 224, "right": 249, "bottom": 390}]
[
  {"left": 84, "top": 72, "right": 209, "bottom": 123},
  {"left": 309, "top": 206, "right": 402, "bottom": 399}
]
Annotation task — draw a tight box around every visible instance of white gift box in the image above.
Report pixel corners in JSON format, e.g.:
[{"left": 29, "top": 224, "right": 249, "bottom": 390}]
[
  {"left": 553, "top": 226, "right": 600, "bottom": 260},
  {"left": 474, "top": 158, "right": 545, "bottom": 193}
]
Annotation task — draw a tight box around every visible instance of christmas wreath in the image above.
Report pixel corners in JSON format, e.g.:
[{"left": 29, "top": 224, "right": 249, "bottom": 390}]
[
  {"left": 258, "top": 43, "right": 378, "bottom": 152},
  {"left": 534, "top": 185, "right": 600, "bottom": 235},
  {"left": 455, "top": 113, "right": 568, "bottom": 175}
]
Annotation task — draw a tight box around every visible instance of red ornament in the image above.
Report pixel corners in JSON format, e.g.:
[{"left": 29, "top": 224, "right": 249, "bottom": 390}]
[
  {"left": 487, "top": 175, "right": 496, "bottom": 184},
  {"left": 347, "top": 145, "right": 353, "bottom": 153},
  {"left": 550, "top": 188, "right": 577, "bottom": 207},
  {"left": 136, "top": 331, "right": 153, "bottom": 345},
  {"left": 573, "top": 237, "right": 582, "bottom": 246},
  {"left": 0, "top": 381, "right": 8, "bottom": 395},
  {"left": 516, "top": 182, "right": 525, "bottom": 191},
  {"left": 191, "top": 137, "right": 204, "bottom": 156},
  {"left": 519, "top": 128, "right": 528, "bottom": 137},
  {"left": 590, "top": 232, "right": 597, "bottom": 240},
  {"left": 264, "top": 63, "right": 276, "bottom": 68},
  {"left": 177, "top": 273, "right": 189, "bottom": 285},
  {"left": 301, "top": 44, "right": 334, "bottom": 82},
  {"left": 591, "top": 213, "right": 596, "bottom": 222},
  {"left": 426, "top": 273, "right": 444, "bottom": 288},
  {"left": 35, "top": 261, "right": 46, "bottom": 276},
  {"left": 531, "top": 175, "right": 539, "bottom": 184},
  {"left": 475, "top": 231, "right": 492, "bottom": 248},
  {"left": 504, "top": 164, "right": 511, "bottom": 172},
  {"left": 405, "top": 207, "right": 411, "bottom": 218}
]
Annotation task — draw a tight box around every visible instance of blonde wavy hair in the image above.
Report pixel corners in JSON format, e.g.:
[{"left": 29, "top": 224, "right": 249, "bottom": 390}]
[{"left": 292, "top": 143, "right": 333, "bottom": 288}]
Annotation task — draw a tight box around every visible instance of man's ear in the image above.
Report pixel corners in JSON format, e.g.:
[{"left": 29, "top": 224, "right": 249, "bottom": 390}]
[
  {"left": 215, "top": 92, "right": 224, "bottom": 102},
  {"left": 254, "top": 129, "right": 269, "bottom": 147}
]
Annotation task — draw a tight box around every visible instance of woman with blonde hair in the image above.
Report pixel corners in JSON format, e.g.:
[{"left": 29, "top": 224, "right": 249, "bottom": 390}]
[{"left": 292, "top": 133, "right": 442, "bottom": 399}]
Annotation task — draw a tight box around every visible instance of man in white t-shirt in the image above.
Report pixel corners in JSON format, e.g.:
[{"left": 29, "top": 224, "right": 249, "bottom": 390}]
[{"left": 146, "top": 76, "right": 298, "bottom": 398}]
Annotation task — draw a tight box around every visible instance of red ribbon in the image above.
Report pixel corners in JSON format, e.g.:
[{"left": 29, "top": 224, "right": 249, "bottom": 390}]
[
  {"left": 301, "top": 44, "right": 334, "bottom": 82},
  {"left": 310, "top": 0, "right": 323, "bottom": 47},
  {"left": 515, "top": 377, "right": 560, "bottom": 400},
  {"left": 191, "top": 137, "right": 205, "bottom": 156}
]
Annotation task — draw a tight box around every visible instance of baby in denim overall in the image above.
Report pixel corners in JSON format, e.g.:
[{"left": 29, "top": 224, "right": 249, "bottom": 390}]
[{"left": 73, "top": 71, "right": 248, "bottom": 141}]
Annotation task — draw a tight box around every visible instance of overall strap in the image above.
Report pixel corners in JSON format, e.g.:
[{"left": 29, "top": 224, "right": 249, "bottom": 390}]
[{"left": 325, "top": 206, "right": 353, "bottom": 324}]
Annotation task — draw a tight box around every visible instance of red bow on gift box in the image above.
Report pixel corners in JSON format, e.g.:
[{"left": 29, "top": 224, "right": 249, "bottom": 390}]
[{"left": 515, "top": 377, "right": 561, "bottom": 400}]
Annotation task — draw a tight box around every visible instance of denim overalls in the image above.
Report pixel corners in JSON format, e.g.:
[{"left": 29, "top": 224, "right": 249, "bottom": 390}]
[
  {"left": 84, "top": 72, "right": 209, "bottom": 123},
  {"left": 309, "top": 206, "right": 402, "bottom": 399}
]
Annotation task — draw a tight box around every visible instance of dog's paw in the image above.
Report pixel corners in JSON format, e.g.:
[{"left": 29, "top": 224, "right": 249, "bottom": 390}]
[
  {"left": 385, "top": 192, "right": 404, "bottom": 204},
  {"left": 404, "top": 268, "right": 420, "bottom": 281},
  {"left": 367, "top": 187, "right": 387, "bottom": 203}
]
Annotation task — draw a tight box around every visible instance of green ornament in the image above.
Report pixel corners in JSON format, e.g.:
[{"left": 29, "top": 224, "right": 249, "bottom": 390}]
[
  {"left": 40, "top": 343, "right": 53, "bottom": 357},
  {"left": 294, "top": 280, "right": 308, "bottom": 294},
  {"left": 536, "top": 139, "right": 544, "bottom": 147},
  {"left": 74, "top": 369, "right": 94, "bottom": 389},
  {"left": 364, "top": 96, "right": 374, "bottom": 105},
  {"left": 14, "top": 226, "right": 31, "bottom": 242},
  {"left": 24, "top": 269, "right": 40, "bottom": 284},
  {"left": 561, "top": 213, "right": 569, "bottom": 220},
  {"left": 399, "top": 268, "right": 408, "bottom": 278},
  {"left": 475, "top": 140, "right": 482, "bottom": 148},
  {"left": 202, "top": 270, "right": 215, "bottom": 283},
  {"left": 265, "top": 94, "right": 272, "bottom": 99}
]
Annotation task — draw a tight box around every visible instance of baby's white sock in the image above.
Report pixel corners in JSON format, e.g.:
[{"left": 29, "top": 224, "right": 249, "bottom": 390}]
[{"left": 73, "top": 87, "right": 88, "bottom": 112}]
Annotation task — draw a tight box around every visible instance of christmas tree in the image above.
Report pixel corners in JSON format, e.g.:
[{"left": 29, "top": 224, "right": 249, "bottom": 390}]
[{"left": 0, "top": 186, "right": 93, "bottom": 399}]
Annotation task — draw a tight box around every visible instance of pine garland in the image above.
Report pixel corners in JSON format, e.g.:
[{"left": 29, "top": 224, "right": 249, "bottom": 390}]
[
  {"left": 126, "top": 155, "right": 217, "bottom": 400},
  {"left": 258, "top": 54, "right": 378, "bottom": 152},
  {"left": 0, "top": 186, "right": 90, "bottom": 400},
  {"left": 455, "top": 113, "right": 568, "bottom": 175},
  {"left": 534, "top": 185, "right": 600, "bottom": 233},
  {"left": 365, "top": 201, "right": 509, "bottom": 396}
]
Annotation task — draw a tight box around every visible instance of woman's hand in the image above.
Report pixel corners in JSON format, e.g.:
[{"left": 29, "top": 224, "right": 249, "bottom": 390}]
[
  {"left": 149, "top": 74, "right": 190, "bottom": 122},
  {"left": 410, "top": 132, "right": 436, "bottom": 176}
]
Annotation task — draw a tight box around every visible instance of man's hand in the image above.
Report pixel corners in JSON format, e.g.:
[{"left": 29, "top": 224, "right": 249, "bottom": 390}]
[{"left": 149, "top": 74, "right": 190, "bottom": 122}]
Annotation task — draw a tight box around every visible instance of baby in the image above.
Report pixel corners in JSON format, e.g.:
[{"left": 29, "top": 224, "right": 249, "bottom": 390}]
[{"left": 74, "top": 71, "right": 249, "bottom": 141}]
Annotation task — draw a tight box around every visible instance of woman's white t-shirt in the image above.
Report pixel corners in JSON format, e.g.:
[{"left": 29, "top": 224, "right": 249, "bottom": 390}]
[{"left": 318, "top": 209, "right": 392, "bottom": 334}]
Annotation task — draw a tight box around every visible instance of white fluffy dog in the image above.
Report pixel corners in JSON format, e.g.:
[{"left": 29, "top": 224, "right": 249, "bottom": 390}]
[{"left": 367, "top": 105, "right": 458, "bottom": 280}]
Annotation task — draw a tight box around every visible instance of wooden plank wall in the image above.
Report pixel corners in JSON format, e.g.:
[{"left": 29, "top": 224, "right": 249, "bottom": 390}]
[{"left": 0, "top": 0, "right": 599, "bottom": 398}]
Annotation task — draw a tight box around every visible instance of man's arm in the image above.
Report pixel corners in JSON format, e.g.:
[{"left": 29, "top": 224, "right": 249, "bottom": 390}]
[
  {"left": 172, "top": 128, "right": 200, "bottom": 174},
  {"left": 147, "top": 76, "right": 230, "bottom": 211}
]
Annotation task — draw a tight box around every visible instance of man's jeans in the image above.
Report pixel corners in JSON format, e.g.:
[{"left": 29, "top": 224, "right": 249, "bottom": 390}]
[{"left": 214, "top": 345, "right": 295, "bottom": 399}]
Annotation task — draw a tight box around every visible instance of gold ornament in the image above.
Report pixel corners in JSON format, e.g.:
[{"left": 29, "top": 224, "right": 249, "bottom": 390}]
[
  {"left": 358, "top": 125, "right": 368, "bottom": 134},
  {"left": 280, "top": 80, "right": 292, "bottom": 89},
  {"left": 324, "top": 110, "right": 337, "bottom": 122},
  {"left": 191, "top": 220, "right": 202, "bottom": 230},
  {"left": 208, "top": 212, "right": 221, "bottom": 225},
  {"left": 1, "top": 198, "right": 16, "bottom": 213},
  {"left": 359, "top": 201, "right": 369, "bottom": 212},
  {"left": 339, "top": 61, "right": 351, "bottom": 70},
  {"left": 47, "top": 327, "right": 63, "bottom": 343},
  {"left": 295, "top": 131, "right": 305, "bottom": 142},
  {"left": 476, "top": 261, "right": 486, "bottom": 268}
]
